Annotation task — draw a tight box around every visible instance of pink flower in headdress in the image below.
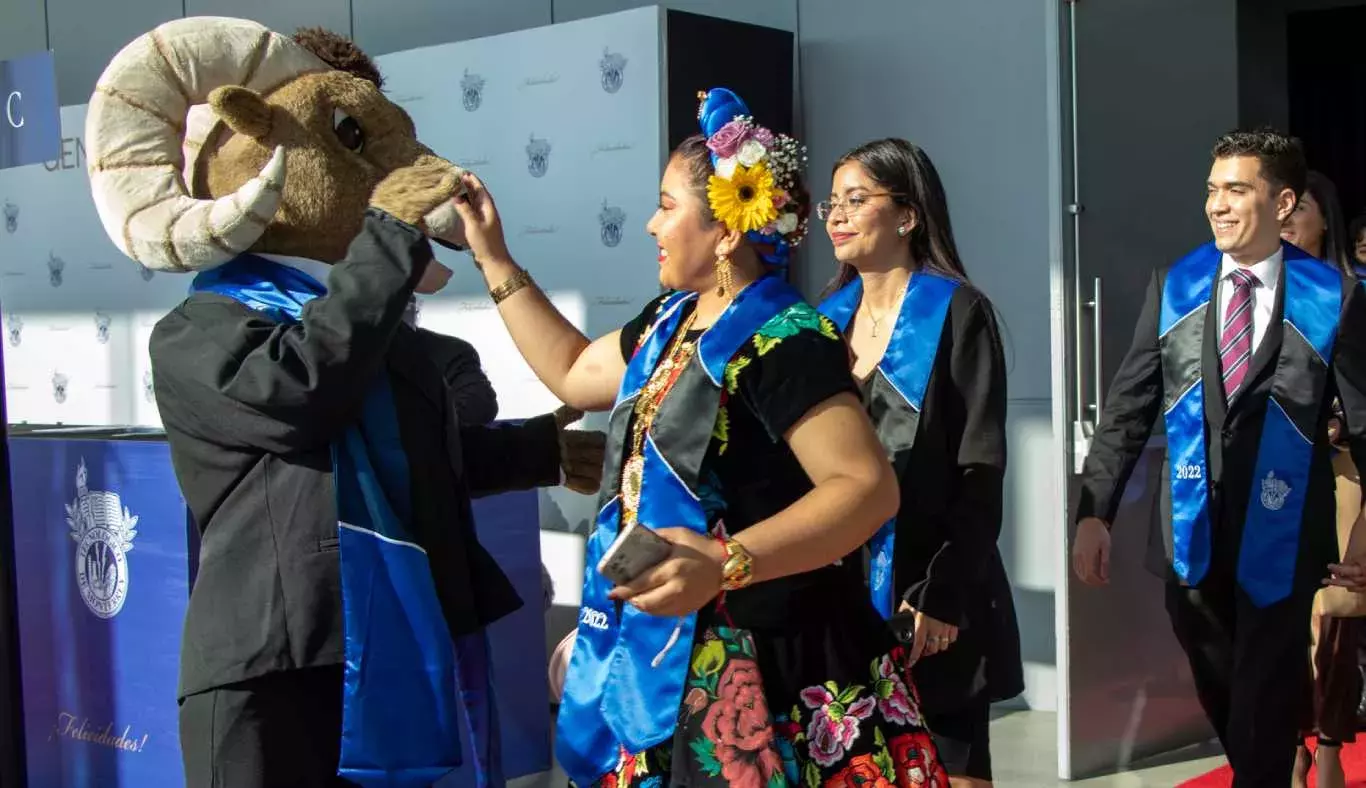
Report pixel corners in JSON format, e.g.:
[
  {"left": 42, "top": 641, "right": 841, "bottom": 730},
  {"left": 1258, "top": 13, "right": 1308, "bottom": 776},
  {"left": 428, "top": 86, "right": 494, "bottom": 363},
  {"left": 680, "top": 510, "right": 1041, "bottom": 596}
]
[
  {"left": 750, "top": 126, "right": 775, "bottom": 147},
  {"left": 772, "top": 191, "right": 789, "bottom": 209},
  {"left": 707, "top": 119, "right": 753, "bottom": 158}
]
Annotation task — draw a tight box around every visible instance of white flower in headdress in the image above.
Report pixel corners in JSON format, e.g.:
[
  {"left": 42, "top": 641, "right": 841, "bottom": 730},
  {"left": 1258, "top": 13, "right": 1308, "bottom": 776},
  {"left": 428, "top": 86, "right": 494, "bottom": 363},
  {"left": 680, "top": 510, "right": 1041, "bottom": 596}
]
[
  {"left": 715, "top": 156, "right": 738, "bottom": 180},
  {"left": 736, "top": 139, "right": 767, "bottom": 168},
  {"left": 776, "top": 212, "right": 799, "bottom": 234}
]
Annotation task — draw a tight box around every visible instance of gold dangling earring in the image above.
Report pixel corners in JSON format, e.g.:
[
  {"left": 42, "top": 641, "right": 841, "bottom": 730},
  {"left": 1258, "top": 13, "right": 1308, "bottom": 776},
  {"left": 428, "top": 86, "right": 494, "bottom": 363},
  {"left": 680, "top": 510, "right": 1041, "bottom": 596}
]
[{"left": 715, "top": 255, "right": 735, "bottom": 297}]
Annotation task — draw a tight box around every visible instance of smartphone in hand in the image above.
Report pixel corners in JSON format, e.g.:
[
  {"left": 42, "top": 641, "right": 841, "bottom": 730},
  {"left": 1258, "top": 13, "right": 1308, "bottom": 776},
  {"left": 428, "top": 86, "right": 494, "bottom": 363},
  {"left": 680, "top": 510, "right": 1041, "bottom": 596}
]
[{"left": 597, "top": 522, "right": 673, "bottom": 585}]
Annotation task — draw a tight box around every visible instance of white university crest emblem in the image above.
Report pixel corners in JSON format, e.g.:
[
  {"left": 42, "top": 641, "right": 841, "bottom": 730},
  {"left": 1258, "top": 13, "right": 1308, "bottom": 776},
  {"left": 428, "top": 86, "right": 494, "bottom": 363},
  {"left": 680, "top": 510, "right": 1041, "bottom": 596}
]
[
  {"left": 526, "top": 135, "right": 551, "bottom": 178},
  {"left": 3, "top": 200, "right": 17, "bottom": 234},
  {"left": 1260, "top": 470, "right": 1291, "bottom": 512},
  {"left": 599, "top": 49, "right": 627, "bottom": 94},
  {"left": 66, "top": 459, "right": 138, "bottom": 619},
  {"left": 599, "top": 201, "right": 625, "bottom": 248},
  {"left": 94, "top": 312, "right": 112, "bottom": 345},
  {"left": 461, "top": 69, "right": 485, "bottom": 112},
  {"left": 48, "top": 252, "right": 65, "bottom": 288}
]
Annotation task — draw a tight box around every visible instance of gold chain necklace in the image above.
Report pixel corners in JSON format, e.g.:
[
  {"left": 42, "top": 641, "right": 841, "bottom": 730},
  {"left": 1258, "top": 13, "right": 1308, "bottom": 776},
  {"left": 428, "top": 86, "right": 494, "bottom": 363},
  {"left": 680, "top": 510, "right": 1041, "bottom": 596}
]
[
  {"left": 862, "top": 279, "right": 909, "bottom": 338},
  {"left": 620, "top": 311, "right": 699, "bottom": 526}
]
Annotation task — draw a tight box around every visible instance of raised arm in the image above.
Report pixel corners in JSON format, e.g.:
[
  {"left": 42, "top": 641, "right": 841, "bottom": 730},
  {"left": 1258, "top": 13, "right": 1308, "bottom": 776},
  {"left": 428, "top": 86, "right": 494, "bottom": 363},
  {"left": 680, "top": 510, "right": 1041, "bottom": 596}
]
[
  {"left": 151, "top": 209, "right": 428, "bottom": 454},
  {"left": 450, "top": 173, "right": 625, "bottom": 411}
]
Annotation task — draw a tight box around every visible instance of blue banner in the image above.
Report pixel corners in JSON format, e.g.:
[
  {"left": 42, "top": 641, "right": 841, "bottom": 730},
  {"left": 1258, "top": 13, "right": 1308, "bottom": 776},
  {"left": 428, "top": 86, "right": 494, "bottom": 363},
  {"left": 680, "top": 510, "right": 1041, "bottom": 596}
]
[
  {"left": 441, "top": 490, "right": 551, "bottom": 785},
  {"left": 10, "top": 438, "right": 190, "bottom": 788},
  {"left": 7, "top": 436, "right": 551, "bottom": 786},
  {"left": 0, "top": 51, "right": 60, "bottom": 171}
]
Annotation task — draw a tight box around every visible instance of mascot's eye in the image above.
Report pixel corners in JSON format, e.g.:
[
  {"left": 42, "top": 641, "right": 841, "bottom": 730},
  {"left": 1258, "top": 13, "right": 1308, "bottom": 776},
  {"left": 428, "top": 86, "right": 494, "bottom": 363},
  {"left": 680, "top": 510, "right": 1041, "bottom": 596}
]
[{"left": 333, "top": 109, "right": 364, "bottom": 153}]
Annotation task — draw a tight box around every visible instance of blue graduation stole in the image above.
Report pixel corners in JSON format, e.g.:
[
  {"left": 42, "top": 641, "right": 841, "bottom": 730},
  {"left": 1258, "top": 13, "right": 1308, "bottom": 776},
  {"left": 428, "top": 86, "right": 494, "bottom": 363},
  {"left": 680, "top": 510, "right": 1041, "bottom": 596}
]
[
  {"left": 555, "top": 275, "right": 802, "bottom": 786},
  {"left": 819, "top": 272, "right": 960, "bottom": 618},
  {"left": 192, "top": 255, "right": 498, "bottom": 788},
  {"left": 1160, "top": 242, "right": 1341, "bottom": 607}
]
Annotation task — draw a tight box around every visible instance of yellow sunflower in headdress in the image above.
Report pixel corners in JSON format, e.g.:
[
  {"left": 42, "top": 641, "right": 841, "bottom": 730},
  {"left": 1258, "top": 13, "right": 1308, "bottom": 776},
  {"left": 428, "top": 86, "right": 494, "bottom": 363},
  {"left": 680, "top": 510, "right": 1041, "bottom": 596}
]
[{"left": 707, "top": 163, "right": 778, "bottom": 234}]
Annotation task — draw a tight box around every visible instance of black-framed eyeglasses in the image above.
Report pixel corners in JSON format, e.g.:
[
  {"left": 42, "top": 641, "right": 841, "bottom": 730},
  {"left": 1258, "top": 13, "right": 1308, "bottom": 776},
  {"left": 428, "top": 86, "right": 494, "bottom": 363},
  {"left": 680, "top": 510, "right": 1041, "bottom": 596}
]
[{"left": 815, "top": 192, "right": 902, "bottom": 221}]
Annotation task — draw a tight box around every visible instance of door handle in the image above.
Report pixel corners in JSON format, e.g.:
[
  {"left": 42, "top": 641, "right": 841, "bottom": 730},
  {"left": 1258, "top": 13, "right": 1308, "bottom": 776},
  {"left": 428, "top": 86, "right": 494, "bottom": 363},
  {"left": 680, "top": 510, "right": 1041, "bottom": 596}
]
[{"left": 1073, "top": 276, "right": 1102, "bottom": 474}]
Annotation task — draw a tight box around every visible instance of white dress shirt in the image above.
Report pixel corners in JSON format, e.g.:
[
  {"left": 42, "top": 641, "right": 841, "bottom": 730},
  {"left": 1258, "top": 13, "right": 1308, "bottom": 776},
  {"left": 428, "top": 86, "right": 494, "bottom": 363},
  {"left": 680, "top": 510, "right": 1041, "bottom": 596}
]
[
  {"left": 256, "top": 253, "right": 334, "bottom": 290},
  {"left": 1216, "top": 248, "right": 1282, "bottom": 355}
]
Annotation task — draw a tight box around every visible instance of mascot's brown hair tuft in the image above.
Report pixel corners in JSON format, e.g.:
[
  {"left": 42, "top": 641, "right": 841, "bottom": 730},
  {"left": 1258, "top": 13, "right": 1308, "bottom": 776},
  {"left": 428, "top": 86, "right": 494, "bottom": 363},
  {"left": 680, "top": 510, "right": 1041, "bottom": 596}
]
[{"left": 293, "top": 27, "right": 384, "bottom": 89}]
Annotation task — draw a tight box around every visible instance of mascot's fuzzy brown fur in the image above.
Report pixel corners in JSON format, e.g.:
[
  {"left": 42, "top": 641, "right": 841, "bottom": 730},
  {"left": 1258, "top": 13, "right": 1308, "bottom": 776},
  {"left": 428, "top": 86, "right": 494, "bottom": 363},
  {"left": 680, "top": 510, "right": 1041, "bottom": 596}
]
[{"left": 84, "top": 18, "right": 602, "bottom": 787}]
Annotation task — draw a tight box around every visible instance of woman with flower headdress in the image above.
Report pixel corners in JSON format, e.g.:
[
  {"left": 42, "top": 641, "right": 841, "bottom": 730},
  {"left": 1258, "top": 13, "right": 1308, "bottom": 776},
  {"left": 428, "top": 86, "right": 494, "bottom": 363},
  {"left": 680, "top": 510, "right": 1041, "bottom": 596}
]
[{"left": 452, "top": 89, "right": 947, "bottom": 787}]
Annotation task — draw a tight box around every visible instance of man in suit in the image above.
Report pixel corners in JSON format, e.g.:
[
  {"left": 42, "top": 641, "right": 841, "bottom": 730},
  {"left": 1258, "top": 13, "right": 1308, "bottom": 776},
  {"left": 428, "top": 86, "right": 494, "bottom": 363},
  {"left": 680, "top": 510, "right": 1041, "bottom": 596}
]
[{"left": 1073, "top": 128, "right": 1366, "bottom": 786}]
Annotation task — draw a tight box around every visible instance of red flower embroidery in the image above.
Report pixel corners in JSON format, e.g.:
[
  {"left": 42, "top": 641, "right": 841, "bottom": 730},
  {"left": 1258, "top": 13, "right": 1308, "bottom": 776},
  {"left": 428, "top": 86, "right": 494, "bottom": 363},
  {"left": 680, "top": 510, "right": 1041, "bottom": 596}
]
[
  {"left": 827, "top": 754, "right": 893, "bottom": 787},
  {"left": 888, "top": 732, "right": 948, "bottom": 787},
  {"left": 700, "top": 658, "right": 782, "bottom": 788}
]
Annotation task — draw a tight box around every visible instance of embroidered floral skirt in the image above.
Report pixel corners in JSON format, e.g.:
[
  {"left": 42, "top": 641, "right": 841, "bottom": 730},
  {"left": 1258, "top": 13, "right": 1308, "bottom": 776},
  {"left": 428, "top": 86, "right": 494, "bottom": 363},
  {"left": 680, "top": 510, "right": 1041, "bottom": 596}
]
[{"left": 586, "top": 625, "right": 947, "bottom": 788}]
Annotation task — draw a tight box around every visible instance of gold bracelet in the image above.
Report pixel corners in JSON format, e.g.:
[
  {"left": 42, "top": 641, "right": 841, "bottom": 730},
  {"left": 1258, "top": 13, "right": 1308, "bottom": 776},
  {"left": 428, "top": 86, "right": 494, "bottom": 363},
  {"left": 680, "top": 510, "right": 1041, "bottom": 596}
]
[
  {"left": 720, "top": 538, "right": 755, "bottom": 591},
  {"left": 490, "top": 268, "right": 533, "bottom": 305}
]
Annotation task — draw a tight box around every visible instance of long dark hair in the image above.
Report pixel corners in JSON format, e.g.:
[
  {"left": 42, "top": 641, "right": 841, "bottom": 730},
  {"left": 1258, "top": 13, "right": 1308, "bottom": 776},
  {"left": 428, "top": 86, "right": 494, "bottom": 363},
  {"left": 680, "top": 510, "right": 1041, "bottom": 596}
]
[
  {"left": 821, "top": 138, "right": 970, "bottom": 297},
  {"left": 1301, "top": 170, "right": 1349, "bottom": 273}
]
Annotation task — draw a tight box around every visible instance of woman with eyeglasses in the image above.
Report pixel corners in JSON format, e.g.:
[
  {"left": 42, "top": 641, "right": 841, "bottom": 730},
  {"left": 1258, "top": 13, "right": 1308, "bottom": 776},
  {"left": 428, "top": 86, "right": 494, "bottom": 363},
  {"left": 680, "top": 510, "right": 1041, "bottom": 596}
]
[{"left": 817, "top": 139, "right": 1023, "bottom": 787}]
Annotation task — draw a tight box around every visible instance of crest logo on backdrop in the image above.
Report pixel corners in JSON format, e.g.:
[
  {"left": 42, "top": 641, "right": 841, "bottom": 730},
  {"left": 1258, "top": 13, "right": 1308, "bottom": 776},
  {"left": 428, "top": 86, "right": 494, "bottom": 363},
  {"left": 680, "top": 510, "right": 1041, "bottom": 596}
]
[
  {"left": 599, "top": 48, "right": 626, "bottom": 94},
  {"left": 52, "top": 371, "right": 68, "bottom": 403},
  {"left": 66, "top": 459, "right": 138, "bottom": 619},
  {"left": 526, "top": 135, "right": 551, "bottom": 178},
  {"left": 599, "top": 201, "right": 625, "bottom": 248},
  {"left": 94, "top": 312, "right": 111, "bottom": 344},
  {"left": 6, "top": 313, "right": 21, "bottom": 347},
  {"left": 461, "top": 69, "right": 485, "bottom": 112},
  {"left": 47, "top": 251, "right": 64, "bottom": 288},
  {"left": 3, "top": 200, "right": 16, "bottom": 233}
]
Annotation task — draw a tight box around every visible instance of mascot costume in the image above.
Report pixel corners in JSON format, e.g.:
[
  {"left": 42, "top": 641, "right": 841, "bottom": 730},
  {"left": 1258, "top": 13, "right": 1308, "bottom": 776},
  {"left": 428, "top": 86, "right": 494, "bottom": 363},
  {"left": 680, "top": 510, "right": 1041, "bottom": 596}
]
[{"left": 84, "top": 17, "right": 603, "bottom": 788}]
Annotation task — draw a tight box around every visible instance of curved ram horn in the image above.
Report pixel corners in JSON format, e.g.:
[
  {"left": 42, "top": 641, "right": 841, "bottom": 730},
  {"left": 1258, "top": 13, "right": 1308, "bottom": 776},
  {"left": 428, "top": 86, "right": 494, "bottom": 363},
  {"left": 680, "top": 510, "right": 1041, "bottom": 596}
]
[{"left": 86, "top": 17, "right": 327, "bottom": 272}]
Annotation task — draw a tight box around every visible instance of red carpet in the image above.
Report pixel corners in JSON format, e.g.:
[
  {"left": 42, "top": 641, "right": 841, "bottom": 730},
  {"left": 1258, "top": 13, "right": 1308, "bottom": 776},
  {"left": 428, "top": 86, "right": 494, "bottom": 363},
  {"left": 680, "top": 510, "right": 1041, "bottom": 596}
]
[{"left": 1177, "top": 740, "right": 1366, "bottom": 787}]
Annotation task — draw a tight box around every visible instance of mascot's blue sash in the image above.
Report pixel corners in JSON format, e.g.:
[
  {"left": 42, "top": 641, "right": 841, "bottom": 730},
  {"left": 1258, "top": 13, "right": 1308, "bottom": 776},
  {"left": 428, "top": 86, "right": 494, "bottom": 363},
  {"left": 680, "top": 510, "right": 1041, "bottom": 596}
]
[
  {"left": 820, "top": 272, "right": 959, "bottom": 618},
  {"left": 556, "top": 275, "right": 801, "bottom": 785},
  {"left": 1160, "top": 242, "right": 1340, "bottom": 607},
  {"left": 192, "top": 255, "right": 497, "bottom": 788}
]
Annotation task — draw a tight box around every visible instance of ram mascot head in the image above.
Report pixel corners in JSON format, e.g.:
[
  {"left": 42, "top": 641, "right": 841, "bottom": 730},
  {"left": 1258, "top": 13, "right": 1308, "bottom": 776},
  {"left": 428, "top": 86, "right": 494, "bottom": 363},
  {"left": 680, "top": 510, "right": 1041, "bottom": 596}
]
[{"left": 85, "top": 16, "right": 465, "bottom": 271}]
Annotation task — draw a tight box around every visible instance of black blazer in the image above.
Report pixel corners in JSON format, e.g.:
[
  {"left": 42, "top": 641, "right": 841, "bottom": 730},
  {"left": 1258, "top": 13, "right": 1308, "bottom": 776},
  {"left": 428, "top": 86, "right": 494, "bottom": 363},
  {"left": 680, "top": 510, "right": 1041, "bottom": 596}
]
[
  {"left": 150, "top": 211, "right": 562, "bottom": 699},
  {"left": 882, "top": 285, "right": 1023, "bottom": 709},
  {"left": 1077, "top": 260, "right": 1366, "bottom": 590}
]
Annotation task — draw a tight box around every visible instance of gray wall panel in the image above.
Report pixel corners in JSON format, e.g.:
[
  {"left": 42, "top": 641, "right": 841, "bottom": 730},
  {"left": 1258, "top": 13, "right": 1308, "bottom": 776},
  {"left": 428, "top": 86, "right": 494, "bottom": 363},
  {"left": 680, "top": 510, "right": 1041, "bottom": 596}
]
[
  {"left": 46, "top": 0, "right": 181, "bottom": 105},
  {"left": 0, "top": 0, "right": 48, "bottom": 62},
  {"left": 351, "top": 0, "right": 551, "bottom": 57},
  {"left": 184, "top": 0, "right": 351, "bottom": 41}
]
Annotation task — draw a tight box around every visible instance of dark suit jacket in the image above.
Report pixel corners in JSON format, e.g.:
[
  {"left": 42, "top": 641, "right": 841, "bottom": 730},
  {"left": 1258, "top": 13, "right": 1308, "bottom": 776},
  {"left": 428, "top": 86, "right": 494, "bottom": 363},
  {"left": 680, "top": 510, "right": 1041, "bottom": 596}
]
[
  {"left": 1077, "top": 255, "right": 1366, "bottom": 591},
  {"left": 150, "top": 210, "right": 562, "bottom": 698}
]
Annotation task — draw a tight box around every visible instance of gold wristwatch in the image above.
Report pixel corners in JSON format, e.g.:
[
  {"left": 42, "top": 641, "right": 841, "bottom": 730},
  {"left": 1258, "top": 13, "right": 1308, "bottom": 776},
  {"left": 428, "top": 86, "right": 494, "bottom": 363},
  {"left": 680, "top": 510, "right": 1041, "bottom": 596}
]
[{"left": 720, "top": 539, "right": 755, "bottom": 591}]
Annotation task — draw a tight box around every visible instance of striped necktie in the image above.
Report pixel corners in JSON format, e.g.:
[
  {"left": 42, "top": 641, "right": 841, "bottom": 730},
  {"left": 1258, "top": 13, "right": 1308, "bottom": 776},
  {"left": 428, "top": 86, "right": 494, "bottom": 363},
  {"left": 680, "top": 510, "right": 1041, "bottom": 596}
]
[{"left": 1219, "top": 268, "right": 1260, "bottom": 398}]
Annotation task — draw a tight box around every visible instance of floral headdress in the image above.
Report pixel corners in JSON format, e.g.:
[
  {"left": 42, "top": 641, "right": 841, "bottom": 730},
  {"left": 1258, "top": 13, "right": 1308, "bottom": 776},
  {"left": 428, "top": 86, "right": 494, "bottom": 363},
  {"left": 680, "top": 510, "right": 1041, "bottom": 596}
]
[{"left": 696, "top": 88, "right": 808, "bottom": 268}]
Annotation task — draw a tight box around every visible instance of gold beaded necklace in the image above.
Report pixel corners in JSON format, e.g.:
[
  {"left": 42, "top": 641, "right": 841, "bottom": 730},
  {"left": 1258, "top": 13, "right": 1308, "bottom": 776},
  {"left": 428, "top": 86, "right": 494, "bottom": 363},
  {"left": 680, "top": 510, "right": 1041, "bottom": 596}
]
[{"left": 620, "top": 311, "right": 700, "bottom": 527}]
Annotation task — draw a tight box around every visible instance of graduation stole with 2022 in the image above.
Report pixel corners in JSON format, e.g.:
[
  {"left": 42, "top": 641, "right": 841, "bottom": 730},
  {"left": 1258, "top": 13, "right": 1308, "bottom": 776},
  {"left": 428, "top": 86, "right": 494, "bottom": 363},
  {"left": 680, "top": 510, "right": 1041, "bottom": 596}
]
[{"left": 1160, "top": 241, "right": 1341, "bottom": 607}]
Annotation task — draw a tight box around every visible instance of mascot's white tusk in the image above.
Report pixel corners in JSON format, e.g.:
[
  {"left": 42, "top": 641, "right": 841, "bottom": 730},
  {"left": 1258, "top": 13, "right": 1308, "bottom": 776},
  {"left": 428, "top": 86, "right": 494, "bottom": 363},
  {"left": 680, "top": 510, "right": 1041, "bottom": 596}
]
[{"left": 201, "top": 145, "right": 286, "bottom": 258}]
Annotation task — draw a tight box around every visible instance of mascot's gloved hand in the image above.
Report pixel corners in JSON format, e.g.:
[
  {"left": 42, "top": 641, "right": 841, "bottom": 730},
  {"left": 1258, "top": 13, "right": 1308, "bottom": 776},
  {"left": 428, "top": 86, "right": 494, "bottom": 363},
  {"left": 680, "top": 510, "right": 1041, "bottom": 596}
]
[{"left": 553, "top": 406, "right": 606, "bottom": 495}]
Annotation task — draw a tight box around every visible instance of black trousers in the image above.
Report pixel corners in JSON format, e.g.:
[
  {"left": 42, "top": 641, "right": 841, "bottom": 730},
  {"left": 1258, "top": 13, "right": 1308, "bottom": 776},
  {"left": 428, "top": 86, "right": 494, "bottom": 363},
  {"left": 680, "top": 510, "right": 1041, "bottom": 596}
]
[
  {"left": 179, "top": 666, "right": 350, "bottom": 788},
  {"left": 1165, "top": 575, "right": 1314, "bottom": 788}
]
